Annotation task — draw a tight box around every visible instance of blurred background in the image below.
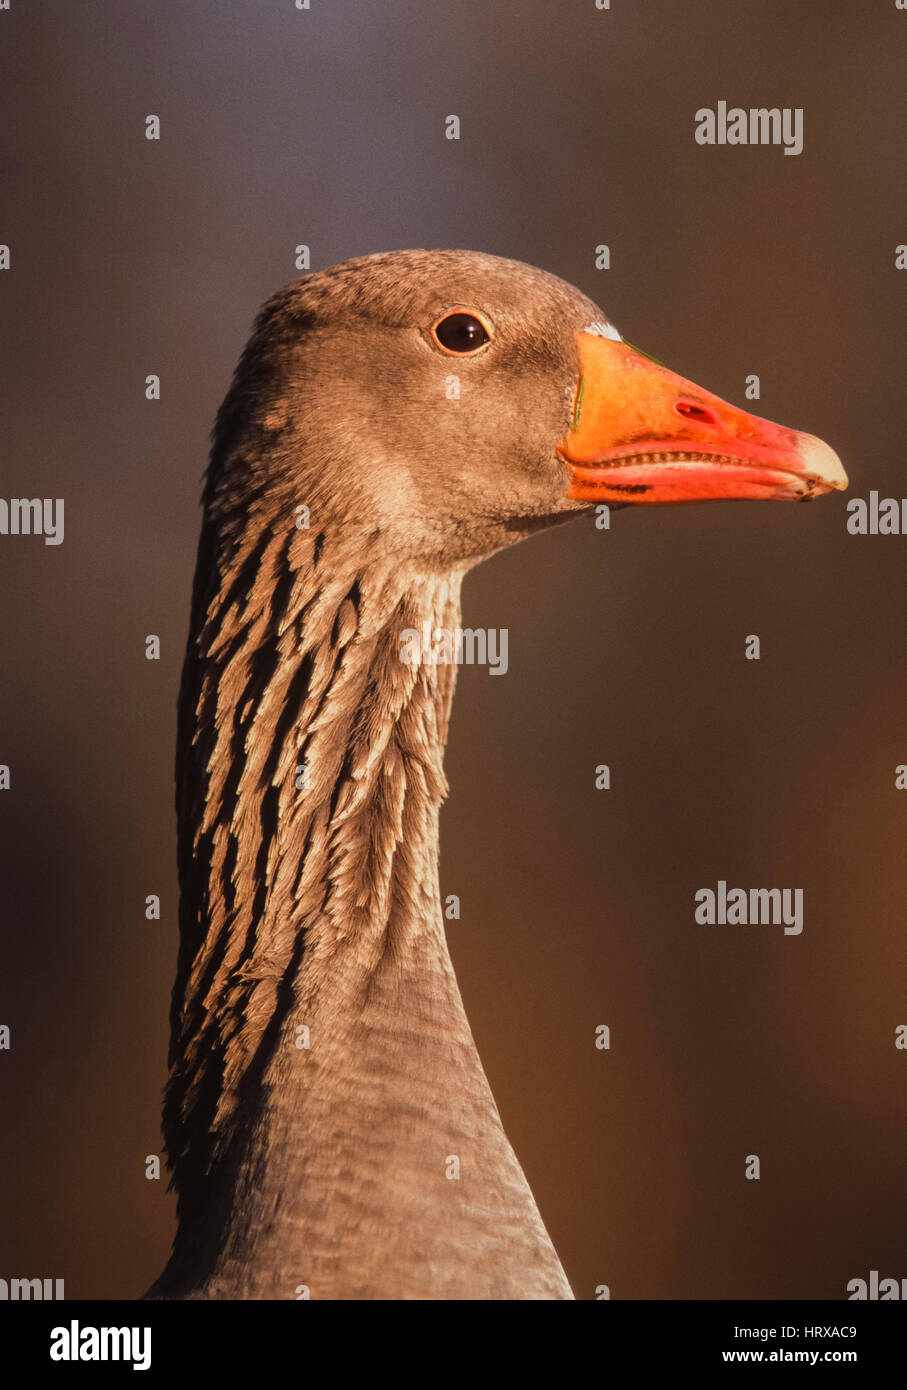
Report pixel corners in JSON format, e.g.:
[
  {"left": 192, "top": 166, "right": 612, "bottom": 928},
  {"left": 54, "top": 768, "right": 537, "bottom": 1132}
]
[{"left": 0, "top": 0, "right": 904, "bottom": 1300}]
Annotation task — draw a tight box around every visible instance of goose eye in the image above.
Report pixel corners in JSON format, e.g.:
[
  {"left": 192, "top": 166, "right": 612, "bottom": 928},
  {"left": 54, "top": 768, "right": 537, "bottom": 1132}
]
[{"left": 431, "top": 311, "right": 491, "bottom": 354}]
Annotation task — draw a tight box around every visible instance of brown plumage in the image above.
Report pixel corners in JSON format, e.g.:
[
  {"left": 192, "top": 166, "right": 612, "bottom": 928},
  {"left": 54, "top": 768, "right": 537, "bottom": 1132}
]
[{"left": 148, "top": 249, "right": 844, "bottom": 1300}]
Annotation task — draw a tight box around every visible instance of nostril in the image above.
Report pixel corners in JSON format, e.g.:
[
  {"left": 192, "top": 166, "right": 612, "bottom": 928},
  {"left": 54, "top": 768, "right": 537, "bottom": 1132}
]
[{"left": 676, "top": 399, "right": 719, "bottom": 425}]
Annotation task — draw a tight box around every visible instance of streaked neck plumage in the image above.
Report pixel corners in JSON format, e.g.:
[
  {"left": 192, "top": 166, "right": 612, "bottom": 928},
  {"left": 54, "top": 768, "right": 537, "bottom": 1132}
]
[{"left": 150, "top": 519, "right": 572, "bottom": 1299}]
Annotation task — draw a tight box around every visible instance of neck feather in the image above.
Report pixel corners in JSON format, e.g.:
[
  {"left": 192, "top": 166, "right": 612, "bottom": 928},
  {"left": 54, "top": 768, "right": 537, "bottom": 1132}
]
[{"left": 155, "top": 521, "right": 570, "bottom": 1299}]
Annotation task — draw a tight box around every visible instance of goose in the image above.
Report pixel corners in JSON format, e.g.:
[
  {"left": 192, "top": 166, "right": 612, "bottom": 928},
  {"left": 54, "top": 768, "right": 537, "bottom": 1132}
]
[{"left": 147, "top": 249, "right": 846, "bottom": 1301}]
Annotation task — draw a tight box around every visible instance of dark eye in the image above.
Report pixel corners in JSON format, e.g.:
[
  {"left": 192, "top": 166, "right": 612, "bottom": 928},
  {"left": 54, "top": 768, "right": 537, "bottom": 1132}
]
[{"left": 431, "top": 310, "right": 492, "bottom": 354}]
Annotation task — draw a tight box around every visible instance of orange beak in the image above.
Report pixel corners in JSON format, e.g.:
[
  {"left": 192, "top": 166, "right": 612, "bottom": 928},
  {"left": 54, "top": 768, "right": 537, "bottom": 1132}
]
[{"left": 559, "top": 332, "right": 847, "bottom": 504}]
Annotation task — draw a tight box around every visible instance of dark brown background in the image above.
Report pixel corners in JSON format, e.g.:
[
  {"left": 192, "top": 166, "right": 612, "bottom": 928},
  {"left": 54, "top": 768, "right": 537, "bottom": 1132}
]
[{"left": 1, "top": 0, "right": 904, "bottom": 1299}]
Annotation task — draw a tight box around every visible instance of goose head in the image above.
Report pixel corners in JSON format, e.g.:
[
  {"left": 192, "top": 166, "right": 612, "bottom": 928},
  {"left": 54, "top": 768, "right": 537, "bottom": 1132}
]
[{"left": 214, "top": 248, "right": 847, "bottom": 568}]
